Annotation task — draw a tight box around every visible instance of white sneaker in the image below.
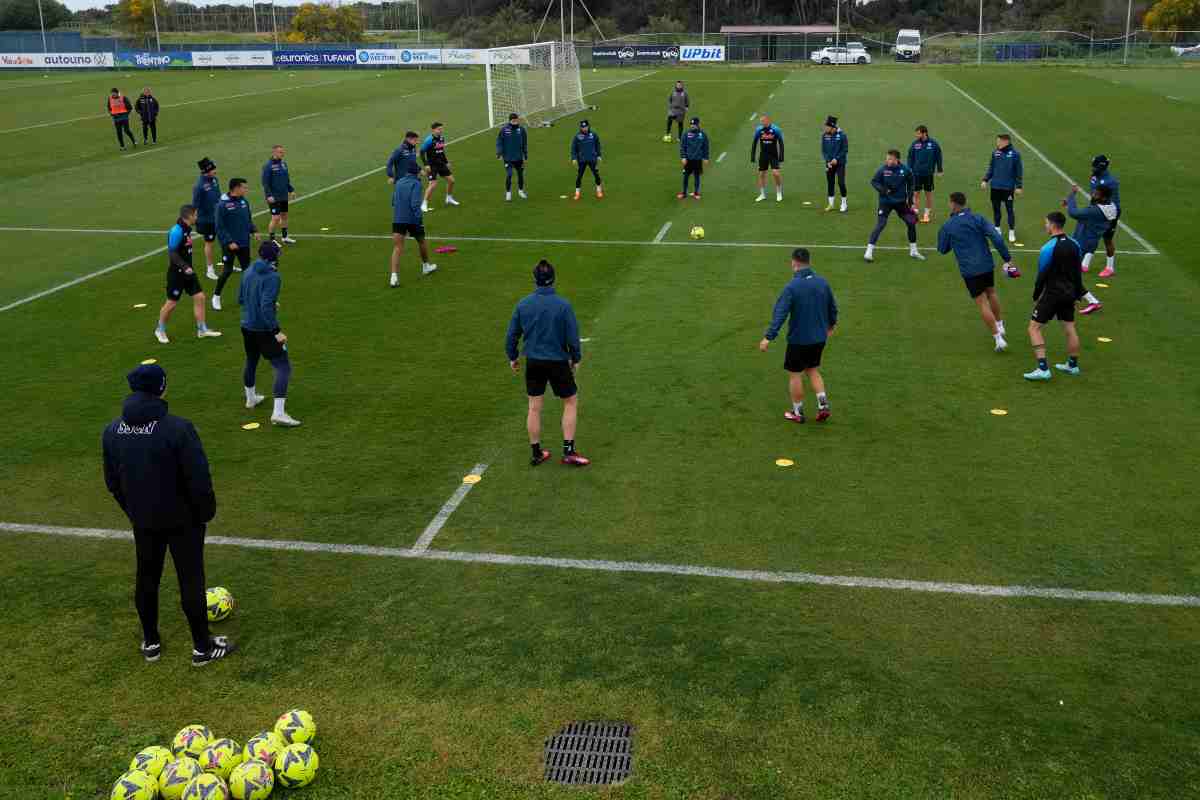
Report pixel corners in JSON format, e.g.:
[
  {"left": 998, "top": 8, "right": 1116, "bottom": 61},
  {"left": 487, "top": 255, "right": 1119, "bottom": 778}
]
[
  {"left": 840, "top": 200, "right": 848, "bottom": 213},
  {"left": 232, "top": 266, "right": 242, "bottom": 273},
  {"left": 1008, "top": 229, "right": 1017, "bottom": 243},
  {"left": 755, "top": 193, "right": 766, "bottom": 203},
  {"left": 246, "top": 393, "right": 265, "bottom": 409},
  {"left": 824, "top": 201, "right": 835, "bottom": 211},
  {"left": 389, "top": 273, "right": 399, "bottom": 288},
  {"left": 776, "top": 192, "right": 783, "bottom": 202},
  {"left": 505, "top": 191, "right": 512, "bottom": 202},
  {"left": 422, "top": 263, "right": 438, "bottom": 276},
  {"left": 154, "top": 328, "right": 169, "bottom": 344},
  {"left": 445, "top": 196, "right": 460, "bottom": 206},
  {"left": 518, "top": 189, "right": 528, "bottom": 199},
  {"left": 212, "top": 295, "right": 222, "bottom": 311},
  {"left": 420, "top": 202, "right": 430, "bottom": 213},
  {"left": 270, "top": 413, "right": 302, "bottom": 427},
  {"left": 206, "top": 266, "right": 218, "bottom": 280},
  {"left": 995, "top": 335, "right": 1008, "bottom": 352},
  {"left": 910, "top": 250, "right": 926, "bottom": 261},
  {"left": 197, "top": 329, "right": 222, "bottom": 338},
  {"left": 863, "top": 248, "right": 874, "bottom": 263},
  {"left": 281, "top": 236, "right": 297, "bottom": 244}
]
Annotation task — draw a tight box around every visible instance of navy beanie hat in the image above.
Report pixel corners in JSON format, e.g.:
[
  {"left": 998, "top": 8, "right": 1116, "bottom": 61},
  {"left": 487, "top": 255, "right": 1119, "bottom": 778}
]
[
  {"left": 259, "top": 240, "right": 282, "bottom": 261},
  {"left": 127, "top": 364, "right": 167, "bottom": 396}
]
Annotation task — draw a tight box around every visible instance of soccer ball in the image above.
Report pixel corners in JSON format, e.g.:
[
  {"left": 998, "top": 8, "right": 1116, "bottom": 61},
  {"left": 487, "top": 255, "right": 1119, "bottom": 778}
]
[
  {"left": 662, "top": 134, "right": 673, "bottom": 143},
  {"left": 275, "top": 743, "right": 319, "bottom": 789},
  {"left": 110, "top": 769, "right": 156, "bottom": 800},
  {"left": 228, "top": 759, "right": 274, "bottom": 800},
  {"left": 182, "top": 773, "right": 230, "bottom": 800},
  {"left": 206, "top": 587, "right": 235, "bottom": 621},
  {"left": 129, "top": 745, "right": 173, "bottom": 779},
  {"left": 242, "top": 731, "right": 285, "bottom": 765},
  {"left": 199, "top": 738, "right": 242, "bottom": 780},
  {"left": 690, "top": 226, "right": 705, "bottom": 240},
  {"left": 159, "top": 756, "right": 203, "bottom": 800},
  {"left": 274, "top": 708, "right": 316, "bottom": 744},
  {"left": 172, "top": 724, "right": 212, "bottom": 758}
]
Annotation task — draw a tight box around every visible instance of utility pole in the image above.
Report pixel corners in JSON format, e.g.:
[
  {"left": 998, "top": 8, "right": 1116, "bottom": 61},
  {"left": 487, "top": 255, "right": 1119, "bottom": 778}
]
[
  {"left": 151, "top": 0, "right": 161, "bottom": 52},
  {"left": 35, "top": 0, "right": 47, "bottom": 53},
  {"left": 1123, "top": 0, "right": 1133, "bottom": 65},
  {"left": 977, "top": 0, "right": 984, "bottom": 65}
]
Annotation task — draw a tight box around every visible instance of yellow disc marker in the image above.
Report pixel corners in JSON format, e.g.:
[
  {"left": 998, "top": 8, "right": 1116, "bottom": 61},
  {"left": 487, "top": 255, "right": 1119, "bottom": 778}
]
[
  {"left": 463, "top": 474, "right": 482, "bottom": 484},
  {"left": 802, "top": 201, "right": 813, "bottom": 206},
  {"left": 1097, "top": 336, "right": 1113, "bottom": 343},
  {"left": 775, "top": 458, "right": 794, "bottom": 468},
  {"left": 990, "top": 408, "right": 1008, "bottom": 416},
  {"left": 132, "top": 303, "right": 148, "bottom": 309},
  {"left": 241, "top": 422, "right": 261, "bottom": 430},
  {"left": 1095, "top": 282, "right": 1110, "bottom": 288},
  {"left": 320, "top": 227, "right": 330, "bottom": 231},
  {"left": 140, "top": 358, "right": 157, "bottom": 365},
  {"left": 1014, "top": 242, "right": 1025, "bottom": 247}
]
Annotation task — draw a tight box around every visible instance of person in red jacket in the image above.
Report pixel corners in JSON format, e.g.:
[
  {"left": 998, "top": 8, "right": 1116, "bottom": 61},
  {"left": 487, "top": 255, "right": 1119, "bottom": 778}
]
[{"left": 107, "top": 87, "right": 136, "bottom": 151}]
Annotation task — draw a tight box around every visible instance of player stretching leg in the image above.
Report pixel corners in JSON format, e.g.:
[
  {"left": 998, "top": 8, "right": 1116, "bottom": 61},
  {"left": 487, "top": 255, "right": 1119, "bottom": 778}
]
[
  {"left": 865, "top": 150, "right": 924, "bottom": 262},
  {"left": 822, "top": 116, "right": 848, "bottom": 213},
  {"left": 751, "top": 115, "right": 785, "bottom": 202},
  {"left": 1064, "top": 185, "right": 1113, "bottom": 315},
  {"left": 1089, "top": 154, "right": 1121, "bottom": 278},
  {"left": 937, "top": 192, "right": 1017, "bottom": 352}
]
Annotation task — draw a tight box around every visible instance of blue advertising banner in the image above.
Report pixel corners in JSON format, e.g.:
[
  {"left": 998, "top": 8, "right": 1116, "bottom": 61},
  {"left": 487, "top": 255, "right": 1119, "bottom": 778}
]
[
  {"left": 117, "top": 51, "right": 193, "bottom": 68},
  {"left": 272, "top": 49, "right": 357, "bottom": 67}
]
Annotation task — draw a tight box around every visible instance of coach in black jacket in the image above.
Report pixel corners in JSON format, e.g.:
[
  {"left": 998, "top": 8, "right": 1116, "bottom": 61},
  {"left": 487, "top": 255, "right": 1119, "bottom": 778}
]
[
  {"left": 134, "top": 87, "right": 160, "bottom": 145},
  {"left": 102, "top": 364, "right": 236, "bottom": 666}
]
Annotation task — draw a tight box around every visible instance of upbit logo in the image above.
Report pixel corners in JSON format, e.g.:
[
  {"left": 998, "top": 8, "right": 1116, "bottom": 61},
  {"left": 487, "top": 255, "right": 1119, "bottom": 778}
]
[{"left": 681, "top": 46, "right": 724, "bottom": 60}]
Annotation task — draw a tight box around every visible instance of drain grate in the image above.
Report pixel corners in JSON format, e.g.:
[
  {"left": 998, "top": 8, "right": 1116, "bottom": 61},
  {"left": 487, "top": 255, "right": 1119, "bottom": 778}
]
[{"left": 543, "top": 720, "right": 634, "bottom": 785}]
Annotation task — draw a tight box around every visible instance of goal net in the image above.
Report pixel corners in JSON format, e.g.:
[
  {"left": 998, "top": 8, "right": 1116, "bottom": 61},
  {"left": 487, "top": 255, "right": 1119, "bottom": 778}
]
[{"left": 485, "top": 41, "right": 586, "bottom": 128}]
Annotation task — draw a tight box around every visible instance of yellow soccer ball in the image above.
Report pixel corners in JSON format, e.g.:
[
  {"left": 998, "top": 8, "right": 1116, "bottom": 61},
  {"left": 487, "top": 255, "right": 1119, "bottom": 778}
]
[
  {"left": 662, "top": 134, "right": 673, "bottom": 142},
  {"left": 129, "top": 745, "right": 173, "bottom": 779},
  {"left": 228, "top": 758, "right": 274, "bottom": 800},
  {"left": 273, "top": 709, "right": 316, "bottom": 745},
  {"left": 182, "top": 773, "right": 230, "bottom": 800},
  {"left": 689, "top": 225, "right": 705, "bottom": 240},
  {"left": 159, "top": 756, "right": 203, "bottom": 800},
  {"left": 200, "top": 738, "right": 242, "bottom": 780},
  {"left": 275, "top": 743, "right": 319, "bottom": 789},
  {"left": 242, "top": 731, "right": 284, "bottom": 765},
  {"left": 206, "top": 587, "right": 235, "bottom": 622},
  {"left": 172, "top": 724, "right": 212, "bottom": 759},
  {"left": 110, "top": 768, "right": 156, "bottom": 800}
]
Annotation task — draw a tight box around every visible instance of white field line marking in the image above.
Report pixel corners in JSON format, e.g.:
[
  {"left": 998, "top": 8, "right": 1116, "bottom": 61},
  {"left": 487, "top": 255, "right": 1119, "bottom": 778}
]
[
  {"left": 1167, "top": 95, "right": 1182, "bottom": 101},
  {"left": 121, "top": 145, "right": 169, "bottom": 159},
  {"left": 0, "top": 226, "right": 1159, "bottom": 258},
  {"left": 716, "top": 151, "right": 727, "bottom": 163},
  {"left": 653, "top": 221, "right": 672, "bottom": 243},
  {"left": 0, "top": 77, "right": 357, "bottom": 135},
  {"left": 946, "top": 80, "right": 1159, "bottom": 256},
  {"left": 0, "top": 72, "right": 658, "bottom": 314},
  {"left": 748, "top": 112, "right": 756, "bottom": 121},
  {"left": 286, "top": 112, "right": 322, "bottom": 122},
  {"left": 2, "top": 521, "right": 1198, "bottom": 608},
  {"left": 769, "top": 93, "right": 775, "bottom": 99},
  {"left": 411, "top": 462, "right": 489, "bottom": 552}
]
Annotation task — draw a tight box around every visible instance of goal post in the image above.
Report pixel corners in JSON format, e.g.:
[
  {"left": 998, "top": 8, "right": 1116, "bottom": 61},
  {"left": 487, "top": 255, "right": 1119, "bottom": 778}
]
[{"left": 484, "top": 41, "right": 586, "bottom": 128}]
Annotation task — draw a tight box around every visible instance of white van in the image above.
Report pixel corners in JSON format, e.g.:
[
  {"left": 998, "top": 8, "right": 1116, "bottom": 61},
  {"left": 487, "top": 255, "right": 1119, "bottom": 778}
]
[{"left": 894, "top": 29, "right": 922, "bottom": 62}]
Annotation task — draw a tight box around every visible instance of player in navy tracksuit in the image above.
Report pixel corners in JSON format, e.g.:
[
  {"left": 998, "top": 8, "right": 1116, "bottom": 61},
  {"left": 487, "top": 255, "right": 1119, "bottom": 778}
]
[
  {"left": 496, "top": 113, "right": 529, "bottom": 201},
  {"left": 759, "top": 248, "right": 838, "bottom": 424},
  {"left": 751, "top": 115, "right": 785, "bottom": 202},
  {"left": 937, "top": 192, "right": 1017, "bottom": 352},
  {"left": 212, "top": 178, "right": 259, "bottom": 310},
  {"left": 678, "top": 117, "right": 710, "bottom": 199},
  {"left": 240, "top": 240, "right": 301, "bottom": 427},
  {"left": 981, "top": 133, "right": 1023, "bottom": 243},
  {"left": 261, "top": 145, "right": 295, "bottom": 244},
  {"left": 1025, "top": 211, "right": 1085, "bottom": 381},
  {"left": 1089, "top": 154, "right": 1121, "bottom": 277},
  {"left": 192, "top": 157, "right": 221, "bottom": 279},
  {"left": 386, "top": 130, "right": 420, "bottom": 188},
  {"left": 420, "top": 122, "right": 458, "bottom": 211},
  {"left": 907, "top": 125, "right": 943, "bottom": 222},
  {"left": 1064, "top": 185, "right": 1113, "bottom": 316},
  {"left": 570, "top": 119, "right": 603, "bottom": 200},
  {"left": 822, "top": 115, "right": 848, "bottom": 212},
  {"left": 390, "top": 160, "right": 437, "bottom": 287},
  {"left": 865, "top": 150, "right": 924, "bottom": 262},
  {"left": 155, "top": 205, "right": 221, "bottom": 344}
]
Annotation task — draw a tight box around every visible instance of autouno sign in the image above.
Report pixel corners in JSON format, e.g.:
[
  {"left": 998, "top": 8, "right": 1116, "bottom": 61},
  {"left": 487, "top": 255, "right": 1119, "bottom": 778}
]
[{"left": 680, "top": 45, "right": 725, "bottom": 62}]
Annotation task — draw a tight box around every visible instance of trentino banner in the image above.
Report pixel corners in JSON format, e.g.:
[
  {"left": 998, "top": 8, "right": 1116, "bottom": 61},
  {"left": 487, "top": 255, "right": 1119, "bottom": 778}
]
[{"left": 117, "top": 51, "right": 194, "bottom": 68}]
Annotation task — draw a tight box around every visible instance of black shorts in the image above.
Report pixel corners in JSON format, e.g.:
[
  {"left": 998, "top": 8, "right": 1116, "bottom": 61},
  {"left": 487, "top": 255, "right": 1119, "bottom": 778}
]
[
  {"left": 757, "top": 153, "right": 781, "bottom": 171},
  {"left": 426, "top": 161, "right": 452, "bottom": 179},
  {"left": 784, "top": 342, "right": 825, "bottom": 372},
  {"left": 242, "top": 327, "right": 286, "bottom": 361},
  {"left": 683, "top": 159, "right": 704, "bottom": 175},
  {"left": 1103, "top": 210, "right": 1121, "bottom": 242},
  {"left": 525, "top": 359, "right": 577, "bottom": 398},
  {"left": 221, "top": 244, "right": 251, "bottom": 270},
  {"left": 914, "top": 174, "right": 935, "bottom": 192},
  {"left": 166, "top": 266, "right": 203, "bottom": 300},
  {"left": 991, "top": 187, "right": 1015, "bottom": 204},
  {"left": 268, "top": 199, "right": 289, "bottom": 215},
  {"left": 195, "top": 220, "right": 216, "bottom": 242},
  {"left": 1032, "top": 292, "right": 1076, "bottom": 324},
  {"left": 392, "top": 223, "right": 425, "bottom": 241},
  {"left": 963, "top": 270, "right": 995, "bottom": 298}
]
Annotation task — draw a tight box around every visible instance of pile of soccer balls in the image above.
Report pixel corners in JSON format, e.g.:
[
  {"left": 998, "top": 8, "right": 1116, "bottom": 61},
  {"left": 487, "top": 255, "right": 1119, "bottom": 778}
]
[{"left": 110, "top": 709, "right": 319, "bottom": 800}]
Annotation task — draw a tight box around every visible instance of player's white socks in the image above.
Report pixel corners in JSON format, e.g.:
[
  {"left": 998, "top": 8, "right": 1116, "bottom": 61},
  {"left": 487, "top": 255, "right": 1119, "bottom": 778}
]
[
  {"left": 389, "top": 272, "right": 399, "bottom": 287},
  {"left": 826, "top": 196, "right": 835, "bottom": 209},
  {"left": 776, "top": 189, "right": 783, "bottom": 202},
  {"left": 996, "top": 319, "right": 1006, "bottom": 335},
  {"left": 505, "top": 191, "right": 512, "bottom": 201},
  {"left": 1106, "top": 255, "right": 1115, "bottom": 272},
  {"left": 792, "top": 402, "right": 803, "bottom": 416},
  {"left": 1082, "top": 252, "right": 1093, "bottom": 270},
  {"left": 817, "top": 392, "right": 828, "bottom": 408},
  {"left": 909, "top": 243, "right": 920, "bottom": 256},
  {"left": 245, "top": 386, "right": 257, "bottom": 403},
  {"left": 840, "top": 198, "right": 848, "bottom": 212},
  {"left": 864, "top": 244, "right": 876, "bottom": 260},
  {"left": 273, "top": 398, "right": 286, "bottom": 416},
  {"left": 1084, "top": 291, "right": 1100, "bottom": 305}
]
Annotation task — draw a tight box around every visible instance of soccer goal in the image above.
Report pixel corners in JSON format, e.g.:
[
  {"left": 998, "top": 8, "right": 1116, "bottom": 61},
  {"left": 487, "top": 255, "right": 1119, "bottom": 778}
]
[{"left": 485, "top": 41, "right": 587, "bottom": 128}]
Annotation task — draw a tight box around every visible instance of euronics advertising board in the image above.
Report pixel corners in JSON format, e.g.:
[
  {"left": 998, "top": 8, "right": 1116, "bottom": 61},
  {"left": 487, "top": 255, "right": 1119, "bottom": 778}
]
[
  {"left": 190, "top": 50, "right": 273, "bottom": 68},
  {"left": 0, "top": 52, "right": 114, "bottom": 68},
  {"left": 117, "top": 51, "right": 193, "bottom": 68},
  {"left": 274, "top": 49, "right": 357, "bottom": 67}
]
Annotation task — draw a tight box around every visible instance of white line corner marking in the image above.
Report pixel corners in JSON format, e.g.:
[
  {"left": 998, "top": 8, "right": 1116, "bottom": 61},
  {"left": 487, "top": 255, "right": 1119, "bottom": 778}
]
[{"left": 411, "top": 462, "right": 489, "bottom": 552}]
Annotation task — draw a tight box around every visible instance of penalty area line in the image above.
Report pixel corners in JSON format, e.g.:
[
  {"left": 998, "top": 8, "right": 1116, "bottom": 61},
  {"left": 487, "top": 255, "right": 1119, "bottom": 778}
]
[{"left": 2, "top": 521, "right": 1198, "bottom": 608}]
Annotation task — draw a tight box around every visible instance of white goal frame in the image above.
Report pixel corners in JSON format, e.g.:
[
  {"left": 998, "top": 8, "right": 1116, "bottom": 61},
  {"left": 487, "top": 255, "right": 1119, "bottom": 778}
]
[{"left": 484, "top": 41, "right": 586, "bottom": 128}]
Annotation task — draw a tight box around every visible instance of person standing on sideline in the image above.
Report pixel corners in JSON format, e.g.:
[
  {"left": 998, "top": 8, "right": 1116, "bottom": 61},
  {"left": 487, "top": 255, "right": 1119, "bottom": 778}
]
[
  {"left": 907, "top": 125, "right": 943, "bottom": 223},
  {"left": 261, "top": 145, "right": 296, "bottom": 245},
  {"left": 156, "top": 205, "right": 222, "bottom": 344},
  {"left": 496, "top": 112, "right": 529, "bottom": 201},
  {"left": 420, "top": 122, "right": 459, "bottom": 212},
  {"left": 102, "top": 363, "right": 237, "bottom": 666},
  {"left": 506, "top": 260, "right": 590, "bottom": 467},
  {"left": 981, "top": 133, "right": 1023, "bottom": 243},
  {"left": 865, "top": 149, "right": 925, "bottom": 262},
  {"left": 212, "top": 177, "right": 258, "bottom": 311},
  {"left": 389, "top": 160, "right": 438, "bottom": 287},
  {"left": 666, "top": 80, "right": 690, "bottom": 141},
  {"left": 678, "top": 117, "right": 710, "bottom": 199},
  {"left": 386, "top": 130, "right": 421, "bottom": 185},
  {"left": 107, "top": 87, "right": 136, "bottom": 151},
  {"left": 134, "top": 87, "right": 159, "bottom": 145},
  {"left": 751, "top": 114, "right": 785, "bottom": 203},
  {"left": 937, "top": 192, "right": 1017, "bottom": 353},
  {"left": 822, "top": 115, "right": 848, "bottom": 212},
  {"left": 570, "top": 119, "right": 603, "bottom": 200},
  {"left": 239, "top": 241, "right": 301, "bottom": 427},
  {"left": 759, "top": 248, "right": 838, "bottom": 423},
  {"left": 1025, "top": 211, "right": 1085, "bottom": 381},
  {"left": 1088, "top": 154, "right": 1121, "bottom": 278},
  {"left": 192, "top": 158, "right": 222, "bottom": 280}
]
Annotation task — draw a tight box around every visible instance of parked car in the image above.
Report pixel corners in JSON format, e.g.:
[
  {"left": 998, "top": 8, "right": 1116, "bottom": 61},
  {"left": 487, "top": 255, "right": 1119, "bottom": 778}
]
[
  {"left": 810, "top": 47, "right": 871, "bottom": 65},
  {"left": 845, "top": 41, "right": 868, "bottom": 52},
  {"left": 893, "top": 28, "right": 922, "bottom": 61}
]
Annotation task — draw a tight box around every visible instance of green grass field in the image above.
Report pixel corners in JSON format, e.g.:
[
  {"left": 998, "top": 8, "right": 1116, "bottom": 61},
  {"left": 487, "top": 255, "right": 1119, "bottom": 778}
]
[{"left": 1, "top": 63, "right": 1199, "bottom": 799}]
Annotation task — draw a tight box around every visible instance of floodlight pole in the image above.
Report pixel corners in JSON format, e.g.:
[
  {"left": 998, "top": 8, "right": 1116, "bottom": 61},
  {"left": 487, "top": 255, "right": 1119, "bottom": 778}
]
[
  {"left": 977, "top": 0, "right": 984, "bottom": 65},
  {"left": 151, "top": 0, "right": 161, "bottom": 51},
  {"left": 1123, "top": 0, "right": 1133, "bottom": 64},
  {"left": 35, "top": 0, "right": 47, "bottom": 53},
  {"left": 701, "top": 0, "right": 706, "bottom": 44},
  {"left": 271, "top": 3, "right": 279, "bottom": 49},
  {"left": 835, "top": 0, "right": 840, "bottom": 48},
  {"left": 253, "top": 3, "right": 258, "bottom": 34},
  {"left": 416, "top": 0, "right": 422, "bottom": 43}
]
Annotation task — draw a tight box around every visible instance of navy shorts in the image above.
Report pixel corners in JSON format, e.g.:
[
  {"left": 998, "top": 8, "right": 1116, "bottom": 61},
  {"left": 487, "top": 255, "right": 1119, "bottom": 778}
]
[
  {"left": 963, "top": 270, "right": 995, "bottom": 298},
  {"left": 914, "top": 174, "right": 935, "bottom": 192},
  {"left": 784, "top": 342, "right": 825, "bottom": 371},
  {"left": 268, "top": 199, "right": 289, "bottom": 215},
  {"left": 392, "top": 223, "right": 425, "bottom": 241},
  {"left": 195, "top": 220, "right": 216, "bottom": 242}
]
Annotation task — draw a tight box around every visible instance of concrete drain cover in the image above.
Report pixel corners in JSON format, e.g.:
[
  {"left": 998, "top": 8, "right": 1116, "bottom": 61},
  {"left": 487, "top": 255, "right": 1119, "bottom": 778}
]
[{"left": 543, "top": 721, "right": 634, "bottom": 785}]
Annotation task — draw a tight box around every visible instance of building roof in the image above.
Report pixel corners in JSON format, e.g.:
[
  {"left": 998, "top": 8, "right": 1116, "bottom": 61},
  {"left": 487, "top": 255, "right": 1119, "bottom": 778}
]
[{"left": 720, "top": 25, "right": 839, "bottom": 34}]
